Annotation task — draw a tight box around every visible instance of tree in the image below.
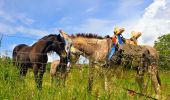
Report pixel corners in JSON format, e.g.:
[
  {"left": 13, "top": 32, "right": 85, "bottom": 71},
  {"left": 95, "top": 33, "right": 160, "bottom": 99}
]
[{"left": 154, "top": 33, "right": 170, "bottom": 70}]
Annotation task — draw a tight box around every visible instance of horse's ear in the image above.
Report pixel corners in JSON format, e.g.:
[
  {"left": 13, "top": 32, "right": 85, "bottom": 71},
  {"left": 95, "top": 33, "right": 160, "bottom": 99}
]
[
  {"left": 59, "top": 30, "right": 71, "bottom": 40},
  {"left": 57, "top": 34, "right": 61, "bottom": 37},
  {"left": 56, "top": 34, "right": 61, "bottom": 39}
]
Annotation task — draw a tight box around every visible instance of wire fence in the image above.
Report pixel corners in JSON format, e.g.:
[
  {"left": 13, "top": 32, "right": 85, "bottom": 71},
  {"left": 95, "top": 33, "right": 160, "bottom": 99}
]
[
  {"left": 0, "top": 33, "right": 89, "bottom": 64},
  {"left": 0, "top": 33, "right": 169, "bottom": 65},
  {"left": 0, "top": 33, "right": 170, "bottom": 99}
]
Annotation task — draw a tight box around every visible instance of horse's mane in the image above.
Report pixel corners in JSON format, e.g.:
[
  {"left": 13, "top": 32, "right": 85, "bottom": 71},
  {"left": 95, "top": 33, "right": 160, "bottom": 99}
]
[
  {"left": 39, "top": 34, "right": 58, "bottom": 41},
  {"left": 70, "top": 33, "right": 105, "bottom": 39}
]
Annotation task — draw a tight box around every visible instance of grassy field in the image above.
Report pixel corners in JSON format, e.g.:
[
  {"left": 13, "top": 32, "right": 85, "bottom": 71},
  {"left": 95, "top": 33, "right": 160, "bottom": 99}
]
[{"left": 0, "top": 60, "right": 170, "bottom": 100}]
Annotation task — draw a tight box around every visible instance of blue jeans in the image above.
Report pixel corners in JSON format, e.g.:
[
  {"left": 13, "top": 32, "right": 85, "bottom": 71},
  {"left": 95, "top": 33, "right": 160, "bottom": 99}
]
[
  {"left": 108, "top": 44, "right": 116, "bottom": 60},
  {"left": 117, "top": 34, "right": 123, "bottom": 44}
]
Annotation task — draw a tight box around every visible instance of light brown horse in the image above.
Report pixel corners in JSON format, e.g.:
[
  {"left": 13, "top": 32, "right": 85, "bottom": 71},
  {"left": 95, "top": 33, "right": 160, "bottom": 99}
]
[
  {"left": 13, "top": 34, "right": 68, "bottom": 89},
  {"left": 50, "top": 43, "right": 83, "bottom": 86},
  {"left": 50, "top": 60, "right": 60, "bottom": 77},
  {"left": 60, "top": 30, "right": 161, "bottom": 99}
]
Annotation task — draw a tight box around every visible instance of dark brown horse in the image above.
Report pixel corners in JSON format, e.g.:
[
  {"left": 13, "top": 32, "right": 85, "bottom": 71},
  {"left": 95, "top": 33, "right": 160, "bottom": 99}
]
[{"left": 12, "top": 34, "right": 68, "bottom": 89}]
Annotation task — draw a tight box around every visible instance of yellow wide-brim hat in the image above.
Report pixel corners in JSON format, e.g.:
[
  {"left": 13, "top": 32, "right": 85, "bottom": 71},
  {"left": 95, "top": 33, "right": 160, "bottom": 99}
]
[
  {"left": 131, "top": 31, "right": 141, "bottom": 39},
  {"left": 114, "top": 27, "right": 119, "bottom": 34}
]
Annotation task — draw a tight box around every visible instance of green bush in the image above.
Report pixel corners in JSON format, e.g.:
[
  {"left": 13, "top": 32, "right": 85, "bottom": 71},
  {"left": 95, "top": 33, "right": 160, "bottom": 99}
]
[{"left": 154, "top": 33, "right": 170, "bottom": 70}]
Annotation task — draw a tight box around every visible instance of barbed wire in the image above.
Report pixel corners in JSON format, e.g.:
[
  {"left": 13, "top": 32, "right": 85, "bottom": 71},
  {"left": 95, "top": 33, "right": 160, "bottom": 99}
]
[
  {"left": 0, "top": 49, "right": 59, "bottom": 55},
  {"left": 0, "top": 33, "right": 169, "bottom": 99},
  {"left": 0, "top": 59, "right": 69, "bottom": 65},
  {"left": 0, "top": 49, "right": 169, "bottom": 65}
]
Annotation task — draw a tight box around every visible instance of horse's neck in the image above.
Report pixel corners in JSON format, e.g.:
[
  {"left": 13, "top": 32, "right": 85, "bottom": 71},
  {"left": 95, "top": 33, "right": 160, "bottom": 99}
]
[
  {"left": 71, "top": 37, "right": 112, "bottom": 62},
  {"left": 44, "top": 41, "right": 54, "bottom": 53},
  {"left": 72, "top": 38, "right": 97, "bottom": 55},
  {"left": 33, "top": 40, "right": 53, "bottom": 54}
]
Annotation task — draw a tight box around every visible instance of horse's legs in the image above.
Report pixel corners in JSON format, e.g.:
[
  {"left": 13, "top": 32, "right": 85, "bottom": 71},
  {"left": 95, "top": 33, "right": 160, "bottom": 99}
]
[
  {"left": 100, "top": 68, "right": 106, "bottom": 91},
  {"left": 135, "top": 67, "right": 146, "bottom": 94},
  {"left": 104, "top": 73, "right": 109, "bottom": 92},
  {"left": 60, "top": 71, "right": 67, "bottom": 87},
  {"left": 102, "top": 68, "right": 110, "bottom": 92},
  {"left": 37, "top": 64, "right": 46, "bottom": 89},
  {"left": 33, "top": 64, "right": 39, "bottom": 88},
  {"left": 18, "top": 63, "right": 28, "bottom": 88},
  {"left": 20, "top": 63, "right": 28, "bottom": 76},
  {"left": 55, "top": 65, "right": 67, "bottom": 87},
  {"left": 87, "top": 62, "right": 95, "bottom": 92},
  {"left": 51, "top": 75, "right": 55, "bottom": 86},
  {"left": 148, "top": 65, "right": 161, "bottom": 99}
]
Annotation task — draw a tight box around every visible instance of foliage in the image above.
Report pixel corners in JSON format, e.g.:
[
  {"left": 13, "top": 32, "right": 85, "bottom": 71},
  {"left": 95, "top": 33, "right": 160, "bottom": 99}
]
[
  {"left": 154, "top": 33, "right": 170, "bottom": 70},
  {"left": 0, "top": 60, "right": 170, "bottom": 99}
]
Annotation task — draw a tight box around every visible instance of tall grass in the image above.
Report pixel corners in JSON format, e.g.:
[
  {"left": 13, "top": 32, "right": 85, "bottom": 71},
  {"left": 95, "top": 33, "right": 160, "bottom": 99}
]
[{"left": 0, "top": 59, "right": 170, "bottom": 100}]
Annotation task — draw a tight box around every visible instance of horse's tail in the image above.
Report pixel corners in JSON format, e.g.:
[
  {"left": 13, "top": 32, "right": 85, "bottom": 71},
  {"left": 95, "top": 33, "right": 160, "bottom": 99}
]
[
  {"left": 12, "top": 44, "right": 27, "bottom": 65},
  {"left": 12, "top": 47, "right": 17, "bottom": 59},
  {"left": 12, "top": 46, "right": 17, "bottom": 65},
  {"left": 157, "top": 71, "right": 161, "bottom": 86}
]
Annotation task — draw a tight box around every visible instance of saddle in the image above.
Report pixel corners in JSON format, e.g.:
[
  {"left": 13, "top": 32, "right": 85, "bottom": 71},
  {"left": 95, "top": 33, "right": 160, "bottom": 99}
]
[{"left": 110, "top": 44, "right": 151, "bottom": 68}]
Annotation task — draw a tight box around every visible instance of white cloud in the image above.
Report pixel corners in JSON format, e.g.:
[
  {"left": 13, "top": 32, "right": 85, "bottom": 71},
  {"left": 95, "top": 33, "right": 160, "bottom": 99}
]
[
  {"left": 15, "top": 25, "right": 48, "bottom": 36},
  {"left": 120, "top": 0, "right": 145, "bottom": 9},
  {"left": 15, "top": 13, "right": 35, "bottom": 25},
  {"left": 10, "top": 44, "right": 17, "bottom": 50},
  {"left": 85, "top": 6, "right": 98, "bottom": 13},
  {"left": 0, "top": 23, "right": 48, "bottom": 37},
  {"left": 0, "top": 23, "right": 16, "bottom": 34},
  {"left": 67, "top": 18, "right": 115, "bottom": 35},
  {"left": 118, "top": 0, "right": 170, "bottom": 46},
  {"left": 134, "top": 0, "right": 170, "bottom": 45},
  {"left": 59, "top": 17, "right": 72, "bottom": 24},
  {"left": 0, "top": 10, "right": 16, "bottom": 23},
  {"left": 62, "top": 0, "right": 170, "bottom": 46},
  {"left": 0, "top": 10, "right": 35, "bottom": 25},
  {"left": 0, "top": 10, "right": 48, "bottom": 37}
]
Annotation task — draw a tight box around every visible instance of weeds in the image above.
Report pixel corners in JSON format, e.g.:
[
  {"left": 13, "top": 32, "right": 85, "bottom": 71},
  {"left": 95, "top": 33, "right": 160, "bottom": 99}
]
[{"left": 0, "top": 59, "right": 170, "bottom": 100}]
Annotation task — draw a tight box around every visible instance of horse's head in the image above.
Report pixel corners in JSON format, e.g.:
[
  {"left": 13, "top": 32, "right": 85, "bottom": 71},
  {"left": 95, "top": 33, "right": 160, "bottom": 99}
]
[
  {"left": 59, "top": 30, "right": 111, "bottom": 63},
  {"left": 42, "top": 34, "right": 68, "bottom": 69},
  {"left": 52, "top": 34, "right": 67, "bottom": 59},
  {"left": 67, "top": 44, "right": 82, "bottom": 63}
]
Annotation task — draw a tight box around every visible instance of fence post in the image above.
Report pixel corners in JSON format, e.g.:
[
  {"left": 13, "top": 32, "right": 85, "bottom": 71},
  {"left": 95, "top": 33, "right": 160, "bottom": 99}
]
[
  {"left": 0, "top": 33, "right": 3, "bottom": 48},
  {"left": 0, "top": 33, "right": 3, "bottom": 58}
]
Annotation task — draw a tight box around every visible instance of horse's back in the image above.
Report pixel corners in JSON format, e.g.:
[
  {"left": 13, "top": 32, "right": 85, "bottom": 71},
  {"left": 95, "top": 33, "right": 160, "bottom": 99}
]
[
  {"left": 13, "top": 44, "right": 31, "bottom": 65},
  {"left": 13, "top": 44, "right": 28, "bottom": 63},
  {"left": 50, "top": 60, "right": 60, "bottom": 76},
  {"left": 142, "top": 45, "right": 159, "bottom": 62},
  {"left": 112, "top": 44, "right": 150, "bottom": 67},
  {"left": 119, "top": 44, "right": 148, "bottom": 56},
  {"left": 13, "top": 44, "right": 28, "bottom": 57}
]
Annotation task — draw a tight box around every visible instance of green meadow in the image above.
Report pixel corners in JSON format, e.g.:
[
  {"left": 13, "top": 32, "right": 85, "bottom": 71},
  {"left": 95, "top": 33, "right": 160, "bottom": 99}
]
[{"left": 0, "top": 59, "right": 170, "bottom": 100}]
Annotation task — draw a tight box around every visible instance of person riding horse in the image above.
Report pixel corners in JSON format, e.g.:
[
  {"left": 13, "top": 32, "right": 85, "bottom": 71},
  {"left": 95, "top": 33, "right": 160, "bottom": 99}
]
[
  {"left": 108, "top": 27, "right": 142, "bottom": 61},
  {"left": 108, "top": 27, "right": 125, "bottom": 60}
]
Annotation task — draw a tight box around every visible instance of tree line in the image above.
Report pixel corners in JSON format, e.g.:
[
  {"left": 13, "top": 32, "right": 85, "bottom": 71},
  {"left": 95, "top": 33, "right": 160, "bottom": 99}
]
[{"left": 154, "top": 33, "right": 170, "bottom": 70}]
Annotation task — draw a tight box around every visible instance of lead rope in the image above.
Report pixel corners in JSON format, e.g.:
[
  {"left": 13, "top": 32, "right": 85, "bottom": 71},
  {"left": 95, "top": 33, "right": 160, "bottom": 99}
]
[{"left": 66, "top": 38, "right": 73, "bottom": 72}]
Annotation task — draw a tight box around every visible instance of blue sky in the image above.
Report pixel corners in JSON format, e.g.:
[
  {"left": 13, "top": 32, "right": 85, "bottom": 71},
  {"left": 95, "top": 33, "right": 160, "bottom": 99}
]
[
  {"left": 0, "top": 0, "right": 151, "bottom": 32},
  {"left": 0, "top": 0, "right": 170, "bottom": 62}
]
